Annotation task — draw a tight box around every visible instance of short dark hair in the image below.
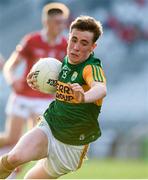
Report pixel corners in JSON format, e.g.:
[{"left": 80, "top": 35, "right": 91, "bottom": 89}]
[
  {"left": 70, "top": 16, "right": 103, "bottom": 43},
  {"left": 42, "top": 2, "right": 69, "bottom": 21},
  {"left": 47, "top": 8, "right": 63, "bottom": 16}
]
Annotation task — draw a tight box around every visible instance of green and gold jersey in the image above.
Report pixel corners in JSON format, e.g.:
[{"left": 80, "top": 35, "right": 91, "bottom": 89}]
[{"left": 44, "top": 54, "right": 106, "bottom": 145}]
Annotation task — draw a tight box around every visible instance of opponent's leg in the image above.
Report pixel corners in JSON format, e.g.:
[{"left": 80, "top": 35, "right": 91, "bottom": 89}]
[
  {"left": 0, "top": 115, "right": 26, "bottom": 178},
  {"left": 0, "top": 127, "right": 48, "bottom": 179},
  {"left": 0, "top": 115, "right": 25, "bottom": 147}
]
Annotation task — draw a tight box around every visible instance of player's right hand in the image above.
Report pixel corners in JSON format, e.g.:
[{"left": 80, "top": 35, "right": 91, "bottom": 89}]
[
  {"left": 69, "top": 83, "right": 85, "bottom": 103},
  {"left": 26, "top": 72, "right": 39, "bottom": 90}
]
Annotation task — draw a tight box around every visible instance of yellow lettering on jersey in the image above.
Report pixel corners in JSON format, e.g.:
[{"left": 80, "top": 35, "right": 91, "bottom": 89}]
[{"left": 56, "top": 81, "right": 78, "bottom": 103}]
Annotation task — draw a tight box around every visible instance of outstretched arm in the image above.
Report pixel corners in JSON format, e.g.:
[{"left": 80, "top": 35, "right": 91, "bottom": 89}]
[
  {"left": 70, "top": 63, "right": 107, "bottom": 103},
  {"left": 3, "top": 51, "right": 25, "bottom": 94},
  {"left": 70, "top": 81, "right": 107, "bottom": 103}
]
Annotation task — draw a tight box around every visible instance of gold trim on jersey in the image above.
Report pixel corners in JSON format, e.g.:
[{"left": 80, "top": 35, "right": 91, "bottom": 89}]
[
  {"left": 83, "top": 64, "right": 106, "bottom": 86},
  {"left": 77, "top": 144, "right": 89, "bottom": 169},
  {"left": 82, "top": 64, "right": 106, "bottom": 106}
]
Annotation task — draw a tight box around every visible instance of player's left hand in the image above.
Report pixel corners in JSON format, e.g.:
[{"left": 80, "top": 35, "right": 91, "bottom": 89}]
[
  {"left": 27, "top": 72, "right": 39, "bottom": 90},
  {"left": 69, "top": 83, "right": 85, "bottom": 103}
]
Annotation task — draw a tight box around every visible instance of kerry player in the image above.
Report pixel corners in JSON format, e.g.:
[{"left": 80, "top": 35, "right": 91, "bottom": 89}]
[{"left": 0, "top": 15, "right": 107, "bottom": 179}]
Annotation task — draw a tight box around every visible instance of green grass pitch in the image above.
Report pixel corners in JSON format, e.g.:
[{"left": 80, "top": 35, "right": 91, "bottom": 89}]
[{"left": 17, "top": 158, "right": 148, "bottom": 179}]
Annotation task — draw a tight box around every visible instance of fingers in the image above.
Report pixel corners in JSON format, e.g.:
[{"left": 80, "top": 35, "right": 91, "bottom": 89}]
[
  {"left": 69, "top": 83, "right": 83, "bottom": 92},
  {"left": 69, "top": 83, "right": 85, "bottom": 103},
  {"left": 27, "top": 72, "right": 34, "bottom": 78},
  {"left": 74, "top": 91, "right": 85, "bottom": 103},
  {"left": 26, "top": 72, "right": 39, "bottom": 90}
]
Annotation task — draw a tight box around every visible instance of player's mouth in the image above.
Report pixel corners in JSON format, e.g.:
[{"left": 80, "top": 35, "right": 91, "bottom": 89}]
[{"left": 70, "top": 52, "right": 79, "bottom": 58}]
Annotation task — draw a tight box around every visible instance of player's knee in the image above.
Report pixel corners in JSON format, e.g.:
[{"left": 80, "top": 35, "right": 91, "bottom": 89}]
[{"left": 7, "top": 151, "right": 22, "bottom": 167}]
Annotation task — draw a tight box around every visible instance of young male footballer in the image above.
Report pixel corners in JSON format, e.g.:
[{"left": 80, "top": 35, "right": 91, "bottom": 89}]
[{"left": 0, "top": 15, "right": 107, "bottom": 179}]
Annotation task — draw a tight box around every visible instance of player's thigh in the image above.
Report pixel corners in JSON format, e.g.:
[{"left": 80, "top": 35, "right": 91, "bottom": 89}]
[
  {"left": 4, "top": 115, "right": 26, "bottom": 142},
  {"left": 24, "top": 160, "right": 55, "bottom": 179},
  {"left": 8, "top": 127, "right": 48, "bottom": 164}
]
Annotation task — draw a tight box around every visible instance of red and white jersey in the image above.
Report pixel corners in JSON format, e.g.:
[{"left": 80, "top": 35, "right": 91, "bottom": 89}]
[{"left": 16, "top": 30, "right": 67, "bottom": 98}]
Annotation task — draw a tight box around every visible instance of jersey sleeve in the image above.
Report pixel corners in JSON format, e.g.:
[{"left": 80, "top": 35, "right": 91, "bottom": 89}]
[
  {"left": 83, "top": 64, "right": 106, "bottom": 87},
  {"left": 16, "top": 34, "right": 32, "bottom": 59}
]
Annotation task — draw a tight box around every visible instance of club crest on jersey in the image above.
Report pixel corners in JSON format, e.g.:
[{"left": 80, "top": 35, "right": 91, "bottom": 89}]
[{"left": 71, "top": 71, "right": 78, "bottom": 81}]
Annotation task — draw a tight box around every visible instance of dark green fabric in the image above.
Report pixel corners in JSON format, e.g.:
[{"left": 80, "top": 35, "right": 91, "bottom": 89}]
[{"left": 44, "top": 54, "right": 103, "bottom": 145}]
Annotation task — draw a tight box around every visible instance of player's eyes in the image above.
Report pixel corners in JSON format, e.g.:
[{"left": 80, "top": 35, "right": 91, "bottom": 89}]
[
  {"left": 71, "top": 38, "right": 77, "bottom": 43},
  {"left": 81, "top": 43, "right": 87, "bottom": 46}
]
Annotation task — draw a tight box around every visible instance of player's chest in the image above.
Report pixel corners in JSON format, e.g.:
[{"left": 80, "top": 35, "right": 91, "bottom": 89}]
[{"left": 59, "top": 64, "right": 84, "bottom": 84}]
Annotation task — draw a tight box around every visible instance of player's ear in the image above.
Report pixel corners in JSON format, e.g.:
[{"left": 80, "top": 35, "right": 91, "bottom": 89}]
[
  {"left": 91, "top": 43, "right": 97, "bottom": 52},
  {"left": 93, "top": 43, "right": 97, "bottom": 49}
]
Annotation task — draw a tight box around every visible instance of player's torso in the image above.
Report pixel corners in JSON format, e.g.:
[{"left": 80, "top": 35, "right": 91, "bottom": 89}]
[
  {"left": 28, "top": 34, "right": 66, "bottom": 61},
  {"left": 25, "top": 32, "right": 67, "bottom": 70},
  {"left": 44, "top": 55, "right": 102, "bottom": 145},
  {"left": 56, "top": 56, "right": 85, "bottom": 103}
]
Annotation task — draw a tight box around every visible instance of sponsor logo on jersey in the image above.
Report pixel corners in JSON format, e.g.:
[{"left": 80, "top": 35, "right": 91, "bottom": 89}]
[
  {"left": 56, "top": 81, "right": 73, "bottom": 102},
  {"left": 56, "top": 81, "right": 79, "bottom": 103}
]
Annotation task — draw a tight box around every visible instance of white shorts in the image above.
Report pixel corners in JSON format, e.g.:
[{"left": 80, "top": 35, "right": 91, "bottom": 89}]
[
  {"left": 37, "top": 116, "right": 89, "bottom": 178},
  {"left": 5, "top": 93, "right": 52, "bottom": 119}
]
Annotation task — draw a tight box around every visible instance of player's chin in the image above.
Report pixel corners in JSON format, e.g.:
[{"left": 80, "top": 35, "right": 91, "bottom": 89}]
[{"left": 69, "top": 56, "right": 80, "bottom": 64}]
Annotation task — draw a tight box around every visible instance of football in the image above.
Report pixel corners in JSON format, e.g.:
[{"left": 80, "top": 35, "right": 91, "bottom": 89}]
[{"left": 30, "top": 57, "right": 62, "bottom": 94}]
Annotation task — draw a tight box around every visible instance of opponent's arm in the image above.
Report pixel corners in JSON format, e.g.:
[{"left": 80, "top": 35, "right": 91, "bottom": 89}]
[
  {"left": 0, "top": 54, "right": 5, "bottom": 70},
  {"left": 3, "top": 51, "right": 21, "bottom": 85},
  {"left": 3, "top": 35, "right": 31, "bottom": 93}
]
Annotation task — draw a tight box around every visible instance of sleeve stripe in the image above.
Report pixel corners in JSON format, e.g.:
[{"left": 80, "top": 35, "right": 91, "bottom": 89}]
[
  {"left": 90, "top": 64, "right": 105, "bottom": 82},
  {"left": 98, "top": 66, "right": 104, "bottom": 82},
  {"left": 91, "top": 65, "right": 97, "bottom": 81},
  {"left": 94, "top": 66, "right": 99, "bottom": 81},
  {"left": 92, "top": 65, "right": 104, "bottom": 82}
]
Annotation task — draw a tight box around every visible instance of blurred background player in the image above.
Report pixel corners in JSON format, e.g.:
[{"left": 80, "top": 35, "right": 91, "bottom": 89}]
[
  {"left": 0, "top": 54, "right": 4, "bottom": 71},
  {"left": 0, "top": 2, "right": 69, "bottom": 178}
]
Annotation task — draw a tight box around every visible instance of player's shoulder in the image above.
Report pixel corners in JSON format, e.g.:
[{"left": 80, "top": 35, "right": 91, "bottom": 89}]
[
  {"left": 22, "top": 31, "right": 41, "bottom": 42},
  {"left": 85, "top": 54, "right": 103, "bottom": 68}
]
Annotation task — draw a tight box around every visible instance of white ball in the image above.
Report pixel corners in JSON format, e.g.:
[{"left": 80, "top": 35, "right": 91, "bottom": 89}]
[{"left": 30, "top": 57, "right": 62, "bottom": 94}]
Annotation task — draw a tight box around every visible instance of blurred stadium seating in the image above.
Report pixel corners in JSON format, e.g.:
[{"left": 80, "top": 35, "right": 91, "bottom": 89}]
[{"left": 0, "top": 0, "right": 148, "bottom": 159}]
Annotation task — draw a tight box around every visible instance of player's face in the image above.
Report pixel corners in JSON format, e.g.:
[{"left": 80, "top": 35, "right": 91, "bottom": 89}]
[
  {"left": 67, "top": 29, "right": 96, "bottom": 65},
  {"left": 46, "top": 14, "right": 66, "bottom": 36}
]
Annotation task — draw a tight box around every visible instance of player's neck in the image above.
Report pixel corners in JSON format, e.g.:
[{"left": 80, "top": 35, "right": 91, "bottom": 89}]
[{"left": 46, "top": 32, "right": 59, "bottom": 46}]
